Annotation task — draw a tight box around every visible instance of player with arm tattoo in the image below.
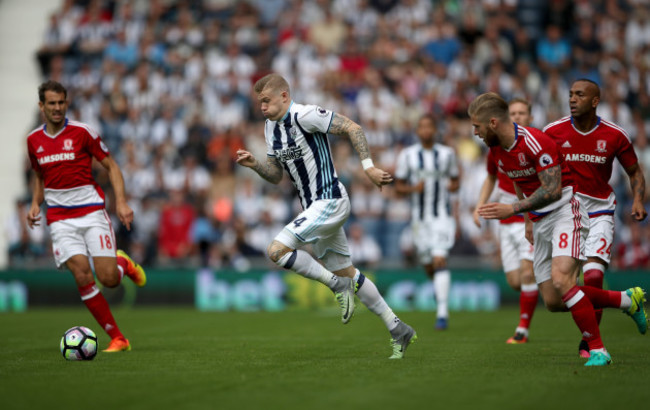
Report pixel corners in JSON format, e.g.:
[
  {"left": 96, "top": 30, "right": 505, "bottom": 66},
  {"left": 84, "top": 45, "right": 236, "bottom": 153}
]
[
  {"left": 470, "top": 92, "right": 647, "bottom": 367},
  {"left": 473, "top": 99, "right": 539, "bottom": 344},
  {"left": 236, "top": 73, "right": 415, "bottom": 359}
]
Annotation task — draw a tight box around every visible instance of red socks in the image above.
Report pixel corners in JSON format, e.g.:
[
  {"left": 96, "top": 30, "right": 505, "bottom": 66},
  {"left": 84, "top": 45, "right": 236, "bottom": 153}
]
[
  {"left": 562, "top": 285, "right": 604, "bottom": 350},
  {"left": 579, "top": 285, "right": 621, "bottom": 310},
  {"left": 518, "top": 285, "right": 538, "bottom": 330},
  {"left": 78, "top": 282, "right": 124, "bottom": 340},
  {"left": 583, "top": 264, "right": 605, "bottom": 324}
]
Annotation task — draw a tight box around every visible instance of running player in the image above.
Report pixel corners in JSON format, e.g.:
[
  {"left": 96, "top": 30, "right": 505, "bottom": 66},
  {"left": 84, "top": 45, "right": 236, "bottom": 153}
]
[
  {"left": 470, "top": 92, "right": 647, "bottom": 366},
  {"left": 543, "top": 78, "right": 647, "bottom": 357},
  {"left": 473, "top": 98, "right": 538, "bottom": 344},
  {"left": 26, "top": 80, "right": 146, "bottom": 353},
  {"left": 236, "top": 73, "right": 416, "bottom": 359},
  {"left": 394, "top": 114, "right": 459, "bottom": 330}
]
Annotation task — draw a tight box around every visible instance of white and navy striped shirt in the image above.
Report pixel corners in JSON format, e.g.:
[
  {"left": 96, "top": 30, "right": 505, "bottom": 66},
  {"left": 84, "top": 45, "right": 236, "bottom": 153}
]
[
  {"left": 394, "top": 143, "right": 459, "bottom": 221},
  {"left": 265, "top": 102, "right": 347, "bottom": 209}
]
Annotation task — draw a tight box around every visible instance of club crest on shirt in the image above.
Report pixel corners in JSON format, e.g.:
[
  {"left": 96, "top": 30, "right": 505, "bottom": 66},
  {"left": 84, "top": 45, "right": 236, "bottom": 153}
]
[
  {"left": 289, "top": 126, "right": 298, "bottom": 138},
  {"left": 62, "top": 139, "right": 74, "bottom": 151},
  {"left": 539, "top": 153, "right": 553, "bottom": 167},
  {"left": 596, "top": 140, "right": 607, "bottom": 153},
  {"left": 316, "top": 107, "right": 328, "bottom": 117},
  {"left": 518, "top": 153, "right": 529, "bottom": 167}
]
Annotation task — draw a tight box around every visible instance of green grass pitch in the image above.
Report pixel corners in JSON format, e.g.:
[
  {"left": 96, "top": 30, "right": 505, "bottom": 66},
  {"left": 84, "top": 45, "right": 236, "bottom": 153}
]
[{"left": 1, "top": 306, "right": 648, "bottom": 410}]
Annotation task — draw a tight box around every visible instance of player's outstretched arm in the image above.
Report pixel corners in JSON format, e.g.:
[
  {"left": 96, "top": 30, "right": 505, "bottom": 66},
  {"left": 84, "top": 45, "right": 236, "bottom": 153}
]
[
  {"left": 473, "top": 174, "right": 497, "bottom": 227},
  {"left": 625, "top": 163, "right": 648, "bottom": 221},
  {"left": 328, "top": 113, "right": 393, "bottom": 190},
  {"left": 27, "top": 171, "right": 44, "bottom": 229},
  {"left": 100, "top": 156, "right": 134, "bottom": 231},
  {"left": 236, "top": 149, "right": 283, "bottom": 184}
]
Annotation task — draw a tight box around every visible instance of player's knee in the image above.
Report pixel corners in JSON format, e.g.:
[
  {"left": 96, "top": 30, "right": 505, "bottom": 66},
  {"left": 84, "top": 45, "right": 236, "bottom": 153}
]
[
  {"left": 542, "top": 289, "right": 566, "bottom": 312},
  {"left": 520, "top": 269, "right": 535, "bottom": 285},
  {"left": 432, "top": 258, "right": 447, "bottom": 271},
  {"left": 267, "top": 243, "right": 293, "bottom": 267},
  {"left": 273, "top": 250, "right": 297, "bottom": 269},
  {"left": 99, "top": 274, "right": 120, "bottom": 288},
  {"left": 505, "top": 272, "right": 521, "bottom": 291},
  {"left": 95, "top": 267, "right": 121, "bottom": 288},
  {"left": 544, "top": 300, "right": 565, "bottom": 312}
]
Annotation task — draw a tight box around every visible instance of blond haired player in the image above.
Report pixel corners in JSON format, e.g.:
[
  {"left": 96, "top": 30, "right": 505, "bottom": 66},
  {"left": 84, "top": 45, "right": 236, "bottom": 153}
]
[
  {"left": 474, "top": 99, "right": 538, "bottom": 343},
  {"left": 236, "top": 73, "right": 416, "bottom": 359},
  {"left": 470, "top": 92, "right": 646, "bottom": 366}
]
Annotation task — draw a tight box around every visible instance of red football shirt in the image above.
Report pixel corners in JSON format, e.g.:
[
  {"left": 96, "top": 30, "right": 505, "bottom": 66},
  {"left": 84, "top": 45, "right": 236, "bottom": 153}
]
[
  {"left": 27, "top": 119, "right": 109, "bottom": 224},
  {"left": 486, "top": 151, "right": 524, "bottom": 224},
  {"left": 543, "top": 116, "right": 637, "bottom": 201},
  {"left": 489, "top": 123, "right": 573, "bottom": 221}
]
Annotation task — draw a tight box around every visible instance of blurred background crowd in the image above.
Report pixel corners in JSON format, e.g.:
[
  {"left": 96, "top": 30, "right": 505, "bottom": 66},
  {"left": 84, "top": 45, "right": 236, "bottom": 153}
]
[{"left": 7, "top": 0, "right": 650, "bottom": 270}]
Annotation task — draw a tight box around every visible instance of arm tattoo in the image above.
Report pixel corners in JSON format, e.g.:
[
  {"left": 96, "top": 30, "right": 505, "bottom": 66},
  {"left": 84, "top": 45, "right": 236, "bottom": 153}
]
[
  {"left": 627, "top": 164, "right": 646, "bottom": 202},
  {"left": 253, "top": 156, "right": 283, "bottom": 184},
  {"left": 512, "top": 165, "right": 562, "bottom": 214},
  {"left": 329, "top": 113, "right": 371, "bottom": 160}
]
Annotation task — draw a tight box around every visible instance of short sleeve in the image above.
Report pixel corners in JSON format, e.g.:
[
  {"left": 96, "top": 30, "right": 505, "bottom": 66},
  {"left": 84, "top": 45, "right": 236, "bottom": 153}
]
[
  {"left": 27, "top": 139, "right": 41, "bottom": 173},
  {"left": 616, "top": 135, "right": 638, "bottom": 169},
  {"left": 265, "top": 121, "right": 275, "bottom": 157},
  {"left": 85, "top": 126, "right": 110, "bottom": 161},
  {"left": 295, "top": 105, "right": 334, "bottom": 134},
  {"left": 529, "top": 133, "right": 561, "bottom": 173}
]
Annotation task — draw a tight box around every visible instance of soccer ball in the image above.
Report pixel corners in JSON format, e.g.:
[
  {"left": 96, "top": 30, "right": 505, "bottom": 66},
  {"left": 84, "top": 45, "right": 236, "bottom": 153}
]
[{"left": 60, "top": 326, "right": 98, "bottom": 361}]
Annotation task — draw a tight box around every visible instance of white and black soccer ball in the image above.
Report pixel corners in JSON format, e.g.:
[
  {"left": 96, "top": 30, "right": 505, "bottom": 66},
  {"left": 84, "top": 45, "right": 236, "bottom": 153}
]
[{"left": 60, "top": 326, "right": 98, "bottom": 361}]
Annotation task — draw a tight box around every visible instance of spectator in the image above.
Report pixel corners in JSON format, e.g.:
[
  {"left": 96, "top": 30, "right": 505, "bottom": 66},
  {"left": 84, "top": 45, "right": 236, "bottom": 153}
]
[{"left": 158, "top": 190, "right": 196, "bottom": 262}]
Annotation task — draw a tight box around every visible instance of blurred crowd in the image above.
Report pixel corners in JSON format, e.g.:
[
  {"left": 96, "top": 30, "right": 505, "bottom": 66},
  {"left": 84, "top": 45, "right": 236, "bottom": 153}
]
[{"left": 8, "top": 0, "right": 650, "bottom": 270}]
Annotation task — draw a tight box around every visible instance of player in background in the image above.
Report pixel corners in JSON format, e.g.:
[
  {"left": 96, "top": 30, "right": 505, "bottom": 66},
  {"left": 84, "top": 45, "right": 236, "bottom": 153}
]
[
  {"left": 394, "top": 114, "right": 459, "bottom": 330},
  {"left": 471, "top": 92, "right": 647, "bottom": 366},
  {"left": 543, "top": 79, "right": 647, "bottom": 358},
  {"left": 473, "top": 98, "right": 538, "bottom": 344},
  {"left": 236, "top": 73, "right": 416, "bottom": 359},
  {"left": 26, "top": 81, "right": 146, "bottom": 353}
]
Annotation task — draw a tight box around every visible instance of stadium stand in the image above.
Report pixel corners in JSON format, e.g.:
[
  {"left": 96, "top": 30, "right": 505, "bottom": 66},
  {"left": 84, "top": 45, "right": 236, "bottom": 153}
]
[{"left": 8, "top": 0, "right": 650, "bottom": 270}]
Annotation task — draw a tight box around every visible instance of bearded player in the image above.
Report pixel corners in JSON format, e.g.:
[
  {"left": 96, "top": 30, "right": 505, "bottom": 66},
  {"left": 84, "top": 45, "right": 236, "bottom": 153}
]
[
  {"left": 474, "top": 98, "right": 538, "bottom": 344},
  {"left": 471, "top": 92, "right": 646, "bottom": 366}
]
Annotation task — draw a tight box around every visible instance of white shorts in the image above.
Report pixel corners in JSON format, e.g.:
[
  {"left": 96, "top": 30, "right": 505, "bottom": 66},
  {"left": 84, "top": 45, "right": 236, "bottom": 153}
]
[
  {"left": 49, "top": 209, "right": 117, "bottom": 268},
  {"left": 584, "top": 215, "right": 614, "bottom": 264},
  {"left": 532, "top": 196, "right": 589, "bottom": 284},
  {"left": 275, "top": 198, "right": 353, "bottom": 272},
  {"left": 499, "top": 222, "right": 534, "bottom": 273},
  {"left": 412, "top": 217, "right": 456, "bottom": 263}
]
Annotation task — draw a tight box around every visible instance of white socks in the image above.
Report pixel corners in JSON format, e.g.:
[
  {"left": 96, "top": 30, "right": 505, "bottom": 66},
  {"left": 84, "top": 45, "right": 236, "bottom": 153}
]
[
  {"left": 287, "top": 250, "right": 339, "bottom": 290},
  {"left": 434, "top": 269, "right": 450, "bottom": 319},
  {"left": 620, "top": 291, "right": 632, "bottom": 309},
  {"left": 281, "top": 251, "right": 400, "bottom": 332},
  {"left": 355, "top": 270, "right": 399, "bottom": 331}
]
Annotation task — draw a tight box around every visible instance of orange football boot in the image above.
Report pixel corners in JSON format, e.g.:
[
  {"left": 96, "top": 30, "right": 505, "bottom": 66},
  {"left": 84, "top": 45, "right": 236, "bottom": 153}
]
[
  {"left": 117, "top": 250, "right": 147, "bottom": 287},
  {"left": 102, "top": 337, "right": 131, "bottom": 352}
]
